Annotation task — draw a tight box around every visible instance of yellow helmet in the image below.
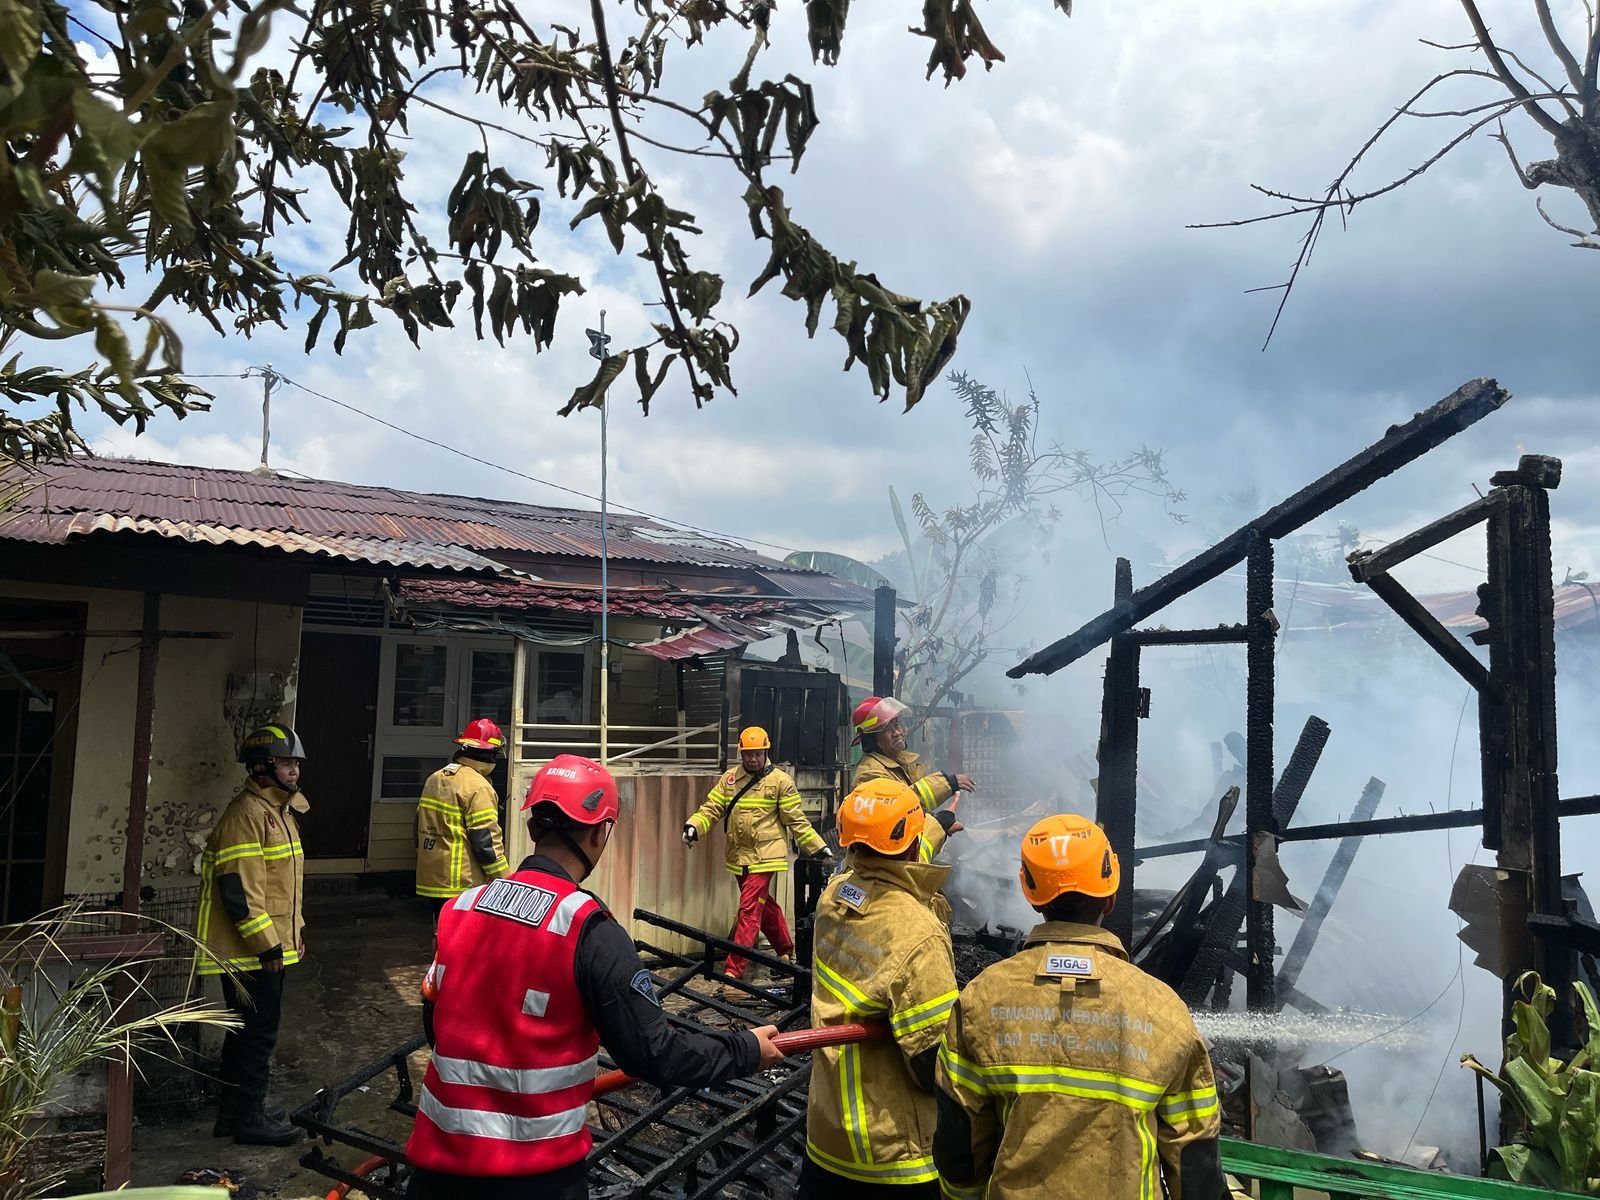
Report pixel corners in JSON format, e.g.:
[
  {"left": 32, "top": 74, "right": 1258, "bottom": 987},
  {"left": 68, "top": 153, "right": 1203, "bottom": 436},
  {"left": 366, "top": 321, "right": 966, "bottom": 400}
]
[
  {"left": 839, "top": 778, "right": 925, "bottom": 855},
  {"left": 738, "top": 726, "right": 771, "bottom": 752},
  {"left": 1018, "top": 814, "right": 1120, "bottom": 906}
]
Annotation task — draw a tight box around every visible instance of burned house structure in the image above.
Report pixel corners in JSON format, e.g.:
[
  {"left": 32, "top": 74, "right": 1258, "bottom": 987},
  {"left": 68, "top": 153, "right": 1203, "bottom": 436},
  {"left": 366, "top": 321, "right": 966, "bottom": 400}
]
[{"left": 298, "top": 377, "right": 1592, "bottom": 1197}]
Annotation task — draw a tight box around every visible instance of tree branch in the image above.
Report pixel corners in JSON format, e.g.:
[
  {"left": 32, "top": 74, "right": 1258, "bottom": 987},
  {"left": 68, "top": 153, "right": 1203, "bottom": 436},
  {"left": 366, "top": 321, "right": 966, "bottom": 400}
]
[
  {"left": 1537, "top": 195, "right": 1600, "bottom": 247},
  {"left": 1458, "top": 0, "right": 1568, "bottom": 135},
  {"left": 1492, "top": 118, "right": 1541, "bottom": 188},
  {"left": 1534, "top": 0, "right": 1586, "bottom": 92}
]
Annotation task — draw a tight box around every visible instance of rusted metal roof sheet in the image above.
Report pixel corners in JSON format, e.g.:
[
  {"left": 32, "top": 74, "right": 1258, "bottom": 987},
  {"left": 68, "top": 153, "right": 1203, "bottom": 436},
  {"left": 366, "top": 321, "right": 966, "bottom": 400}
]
[
  {"left": 398, "top": 577, "right": 796, "bottom": 620},
  {"left": 54, "top": 514, "right": 514, "bottom": 574},
  {"left": 1, "top": 457, "right": 826, "bottom": 576}
]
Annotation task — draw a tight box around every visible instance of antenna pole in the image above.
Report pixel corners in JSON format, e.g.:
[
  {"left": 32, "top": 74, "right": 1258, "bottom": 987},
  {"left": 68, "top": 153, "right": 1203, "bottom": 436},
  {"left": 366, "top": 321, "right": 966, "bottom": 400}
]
[{"left": 598, "top": 312, "right": 610, "bottom": 764}]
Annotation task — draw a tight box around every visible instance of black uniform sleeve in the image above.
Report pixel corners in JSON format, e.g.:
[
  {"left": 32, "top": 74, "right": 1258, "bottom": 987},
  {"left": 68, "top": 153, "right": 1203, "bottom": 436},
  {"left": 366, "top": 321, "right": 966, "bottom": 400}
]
[
  {"left": 932, "top": 810, "right": 957, "bottom": 834},
  {"left": 574, "top": 912, "right": 759, "bottom": 1088},
  {"left": 217, "top": 873, "right": 251, "bottom": 924}
]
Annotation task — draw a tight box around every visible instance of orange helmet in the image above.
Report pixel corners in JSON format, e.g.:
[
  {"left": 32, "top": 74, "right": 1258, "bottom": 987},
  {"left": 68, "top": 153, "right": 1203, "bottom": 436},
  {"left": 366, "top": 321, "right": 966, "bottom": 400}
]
[
  {"left": 1019, "top": 814, "right": 1120, "bottom": 906},
  {"left": 851, "top": 695, "right": 909, "bottom": 744},
  {"left": 738, "top": 726, "right": 771, "bottom": 752},
  {"left": 839, "top": 778, "right": 925, "bottom": 855},
  {"left": 456, "top": 718, "right": 505, "bottom": 752}
]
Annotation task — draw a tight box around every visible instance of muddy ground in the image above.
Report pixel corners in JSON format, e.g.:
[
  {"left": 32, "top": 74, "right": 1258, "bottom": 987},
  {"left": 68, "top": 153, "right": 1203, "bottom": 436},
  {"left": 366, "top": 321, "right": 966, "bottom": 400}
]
[{"left": 129, "top": 889, "right": 433, "bottom": 1199}]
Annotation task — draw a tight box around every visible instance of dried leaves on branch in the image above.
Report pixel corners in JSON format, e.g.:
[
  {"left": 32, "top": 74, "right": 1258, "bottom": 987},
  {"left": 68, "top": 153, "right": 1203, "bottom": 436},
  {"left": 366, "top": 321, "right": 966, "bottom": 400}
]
[
  {"left": 1196, "top": 0, "right": 1600, "bottom": 347},
  {"left": 1, "top": 0, "right": 1072, "bottom": 463}
]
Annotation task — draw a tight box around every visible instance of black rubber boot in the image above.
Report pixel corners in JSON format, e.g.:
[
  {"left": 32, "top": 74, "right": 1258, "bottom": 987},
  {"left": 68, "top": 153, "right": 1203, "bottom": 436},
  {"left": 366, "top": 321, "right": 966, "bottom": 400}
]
[
  {"left": 231, "top": 1105, "right": 300, "bottom": 1146},
  {"left": 213, "top": 1101, "right": 286, "bottom": 1138}
]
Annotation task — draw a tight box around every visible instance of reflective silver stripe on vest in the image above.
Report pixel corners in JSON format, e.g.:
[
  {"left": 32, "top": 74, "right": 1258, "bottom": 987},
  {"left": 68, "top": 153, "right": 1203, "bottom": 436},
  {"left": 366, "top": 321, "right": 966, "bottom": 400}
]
[
  {"left": 545, "top": 891, "right": 593, "bottom": 936},
  {"left": 431, "top": 1052, "right": 599, "bottom": 1095},
  {"left": 454, "top": 884, "right": 487, "bottom": 911},
  {"left": 418, "top": 1085, "right": 588, "bottom": 1142},
  {"left": 523, "top": 989, "right": 550, "bottom": 1017},
  {"left": 426, "top": 963, "right": 445, "bottom": 993}
]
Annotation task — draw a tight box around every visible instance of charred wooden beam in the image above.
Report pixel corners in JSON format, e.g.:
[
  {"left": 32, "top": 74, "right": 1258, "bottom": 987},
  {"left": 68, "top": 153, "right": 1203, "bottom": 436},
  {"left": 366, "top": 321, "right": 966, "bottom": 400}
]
[
  {"left": 1008, "top": 378, "right": 1510, "bottom": 678},
  {"left": 1128, "top": 624, "right": 1251, "bottom": 646},
  {"left": 1138, "top": 795, "right": 1600, "bottom": 859},
  {"left": 1346, "top": 492, "right": 1505, "bottom": 582},
  {"left": 1278, "top": 777, "right": 1386, "bottom": 993},
  {"left": 1361, "top": 572, "right": 1504, "bottom": 702},
  {"left": 1097, "top": 559, "right": 1142, "bottom": 948},
  {"left": 1179, "top": 716, "right": 1328, "bottom": 1009},
  {"left": 1245, "top": 534, "right": 1280, "bottom": 1012}
]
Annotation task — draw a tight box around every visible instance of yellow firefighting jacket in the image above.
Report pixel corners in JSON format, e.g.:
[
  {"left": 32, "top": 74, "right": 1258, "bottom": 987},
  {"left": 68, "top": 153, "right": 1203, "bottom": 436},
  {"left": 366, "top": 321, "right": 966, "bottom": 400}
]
[
  {"left": 855, "top": 749, "right": 954, "bottom": 812},
  {"left": 854, "top": 751, "right": 951, "bottom": 864},
  {"left": 935, "top": 922, "right": 1222, "bottom": 1200},
  {"left": 415, "top": 757, "right": 509, "bottom": 899},
  {"left": 195, "top": 781, "right": 307, "bottom": 975},
  {"left": 807, "top": 854, "right": 958, "bottom": 1186},
  {"left": 688, "top": 765, "right": 826, "bottom": 873}
]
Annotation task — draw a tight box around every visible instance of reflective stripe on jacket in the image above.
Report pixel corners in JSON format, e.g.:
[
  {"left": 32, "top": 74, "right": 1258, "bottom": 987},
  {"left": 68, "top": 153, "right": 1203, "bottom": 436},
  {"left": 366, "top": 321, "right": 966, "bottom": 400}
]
[
  {"left": 688, "top": 765, "right": 826, "bottom": 873},
  {"left": 854, "top": 749, "right": 954, "bottom": 812},
  {"left": 416, "top": 757, "right": 509, "bottom": 898},
  {"left": 406, "top": 869, "right": 603, "bottom": 1178},
  {"left": 934, "top": 922, "right": 1222, "bottom": 1200},
  {"left": 807, "top": 854, "right": 957, "bottom": 1185},
  {"left": 195, "top": 781, "right": 306, "bottom": 975}
]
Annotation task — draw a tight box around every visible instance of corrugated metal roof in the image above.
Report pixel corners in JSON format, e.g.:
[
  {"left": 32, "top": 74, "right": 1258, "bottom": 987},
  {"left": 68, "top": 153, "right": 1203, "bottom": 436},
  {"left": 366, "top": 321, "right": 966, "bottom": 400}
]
[
  {"left": 1, "top": 457, "right": 829, "bottom": 577},
  {"left": 53, "top": 514, "right": 514, "bottom": 574},
  {"left": 397, "top": 578, "right": 797, "bottom": 620}
]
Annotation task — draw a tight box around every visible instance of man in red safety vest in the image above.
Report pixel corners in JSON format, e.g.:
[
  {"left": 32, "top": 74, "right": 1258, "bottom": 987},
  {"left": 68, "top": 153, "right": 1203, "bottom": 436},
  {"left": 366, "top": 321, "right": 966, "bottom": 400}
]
[{"left": 405, "top": 754, "right": 784, "bottom": 1199}]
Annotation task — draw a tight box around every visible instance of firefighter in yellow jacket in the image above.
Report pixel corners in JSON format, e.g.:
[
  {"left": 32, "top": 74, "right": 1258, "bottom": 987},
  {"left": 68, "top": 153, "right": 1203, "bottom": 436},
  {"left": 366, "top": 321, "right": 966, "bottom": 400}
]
[
  {"left": 685, "top": 727, "right": 833, "bottom": 997},
  {"left": 803, "top": 778, "right": 958, "bottom": 1198},
  {"left": 195, "top": 724, "right": 309, "bottom": 1148},
  {"left": 934, "top": 815, "right": 1224, "bottom": 1200},
  {"left": 415, "top": 718, "right": 510, "bottom": 911},
  {"left": 852, "top": 696, "right": 975, "bottom": 866}
]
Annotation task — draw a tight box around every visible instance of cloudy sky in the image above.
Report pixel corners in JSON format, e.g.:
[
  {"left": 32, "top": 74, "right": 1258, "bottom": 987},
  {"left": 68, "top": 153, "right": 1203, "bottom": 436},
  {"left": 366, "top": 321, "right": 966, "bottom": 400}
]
[{"left": 65, "top": 0, "right": 1600, "bottom": 600}]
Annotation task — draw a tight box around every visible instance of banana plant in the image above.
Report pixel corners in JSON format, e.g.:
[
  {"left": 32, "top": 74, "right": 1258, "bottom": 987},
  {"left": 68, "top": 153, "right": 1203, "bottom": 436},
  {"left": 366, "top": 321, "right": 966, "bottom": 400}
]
[{"left": 1462, "top": 971, "right": 1600, "bottom": 1193}]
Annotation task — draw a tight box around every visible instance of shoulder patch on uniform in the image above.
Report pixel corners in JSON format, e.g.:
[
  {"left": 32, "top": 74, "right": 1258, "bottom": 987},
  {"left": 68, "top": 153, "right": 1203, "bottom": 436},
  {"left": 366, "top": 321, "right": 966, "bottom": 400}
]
[
  {"left": 442, "top": 762, "right": 461, "bottom": 775},
  {"left": 1043, "top": 953, "right": 1095, "bottom": 977},
  {"left": 630, "top": 969, "right": 661, "bottom": 1007},
  {"left": 837, "top": 882, "right": 869, "bottom": 911}
]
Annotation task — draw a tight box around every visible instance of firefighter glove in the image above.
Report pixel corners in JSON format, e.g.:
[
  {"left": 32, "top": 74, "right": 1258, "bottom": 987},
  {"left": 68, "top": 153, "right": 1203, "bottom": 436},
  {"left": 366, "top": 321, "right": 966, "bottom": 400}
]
[{"left": 682, "top": 824, "right": 698, "bottom": 847}]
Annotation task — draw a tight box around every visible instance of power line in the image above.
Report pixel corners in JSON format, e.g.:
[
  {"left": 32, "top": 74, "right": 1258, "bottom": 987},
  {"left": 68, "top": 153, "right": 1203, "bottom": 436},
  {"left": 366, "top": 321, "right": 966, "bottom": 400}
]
[{"left": 186, "top": 367, "right": 805, "bottom": 557}]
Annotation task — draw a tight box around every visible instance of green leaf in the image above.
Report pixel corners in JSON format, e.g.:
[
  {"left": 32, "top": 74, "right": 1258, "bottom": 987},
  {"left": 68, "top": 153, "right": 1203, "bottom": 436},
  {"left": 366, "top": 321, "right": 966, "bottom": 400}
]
[
  {"left": 0, "top": 0, "right": 43, "bottom": 106},
  {"left": 784, "top": 550, "right": 893, "bottom": 591},
  {"left": 26, "top": 270, "right": 97, "bottom": 309},
  {"left": 889, "top": 485, "right": 924, "bottom": 599}
]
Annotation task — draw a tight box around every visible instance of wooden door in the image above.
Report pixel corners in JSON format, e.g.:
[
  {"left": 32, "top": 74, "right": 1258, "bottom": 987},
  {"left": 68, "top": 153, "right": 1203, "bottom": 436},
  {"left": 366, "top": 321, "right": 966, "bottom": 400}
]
[
  {"left": 0, "top": 601, "right": 82, "bottom": 921},
  {"left": 296, "top": 632, "right": 379, "bottom": 859}
]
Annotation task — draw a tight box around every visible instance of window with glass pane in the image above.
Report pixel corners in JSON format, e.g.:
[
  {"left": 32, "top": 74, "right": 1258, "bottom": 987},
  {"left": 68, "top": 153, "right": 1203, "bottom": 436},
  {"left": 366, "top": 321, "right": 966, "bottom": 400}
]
[
  {"left": 391, "top": 643, "right": 447, "bottom": 726},
  {"left": 380, "top": 755, "right": 438, "bottom": 800},
  {"left": 469, "top": 651, "right": 514, "bottom": 728},
  {"left": 531, "top": 652, "right": 586, "bottom": 727}
]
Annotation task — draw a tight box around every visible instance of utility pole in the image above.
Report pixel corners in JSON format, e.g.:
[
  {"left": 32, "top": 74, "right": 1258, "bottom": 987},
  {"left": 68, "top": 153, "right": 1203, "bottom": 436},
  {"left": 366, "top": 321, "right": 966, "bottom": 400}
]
[
  {"left": 587, "top": 316, "right": 612, "bottom": 762},
  {"left": 257, "top": 365, "right": 279, "bottom": 474}
]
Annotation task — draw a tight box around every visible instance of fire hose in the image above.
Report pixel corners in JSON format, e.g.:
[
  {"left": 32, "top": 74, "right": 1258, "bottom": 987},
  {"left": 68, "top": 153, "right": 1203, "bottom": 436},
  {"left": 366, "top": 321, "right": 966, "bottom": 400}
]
[
  {"left": 321, "top": 1022, "right": 890, "bottom": 1199},
  {"left": 593, "top": 1020, "right": 889, "bottom": 1095}
]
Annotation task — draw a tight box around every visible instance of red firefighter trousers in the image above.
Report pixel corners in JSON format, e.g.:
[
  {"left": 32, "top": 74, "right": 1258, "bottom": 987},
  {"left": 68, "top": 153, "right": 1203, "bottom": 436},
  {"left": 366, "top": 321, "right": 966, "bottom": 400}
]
[{"left": 726, "top": 870, "right": 792, "bottom": 979}]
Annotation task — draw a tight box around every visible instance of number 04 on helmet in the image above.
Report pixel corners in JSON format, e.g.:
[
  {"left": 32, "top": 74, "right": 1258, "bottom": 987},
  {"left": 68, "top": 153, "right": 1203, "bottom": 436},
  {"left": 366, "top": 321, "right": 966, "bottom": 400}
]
[{"left": 838, "top": 778, "right": 925, "bottom": 855}]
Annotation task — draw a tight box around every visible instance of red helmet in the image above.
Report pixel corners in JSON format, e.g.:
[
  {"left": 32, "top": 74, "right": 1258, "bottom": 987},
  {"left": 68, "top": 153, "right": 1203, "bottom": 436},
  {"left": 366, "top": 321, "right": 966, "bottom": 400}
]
[
  {"left": 521, "top": 754, "right": 619, "bottom": 824},
  {"left": 851, "top": 695, "right": 909, "bottom": 744},
  {"left": 455, "top": 718, "right": 505, "bottom": 752}
]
